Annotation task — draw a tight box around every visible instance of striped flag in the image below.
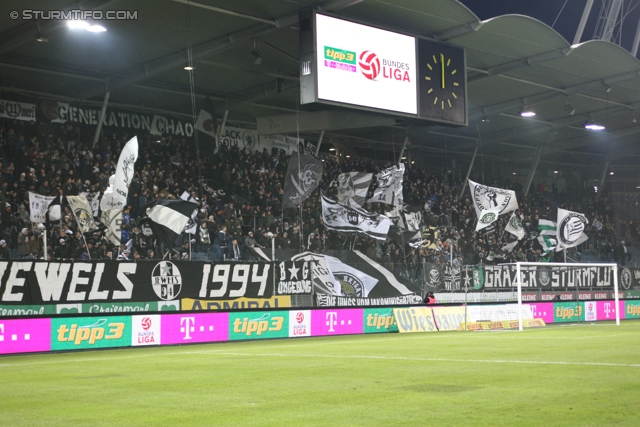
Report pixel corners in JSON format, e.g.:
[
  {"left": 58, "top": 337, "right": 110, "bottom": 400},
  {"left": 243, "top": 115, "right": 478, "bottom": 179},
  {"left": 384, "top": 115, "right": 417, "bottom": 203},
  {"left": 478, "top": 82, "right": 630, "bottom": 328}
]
[
  {"left": 593, "top": 218, "right": 603, "bottom": 231},
  {"left": 145, "top": 199, "right": 198, "bottom": 246},
  {"left": 538, "top": 219, "right": 557, "bottom": 236},
  {"left": 336, "top": 172, "right": 372, "bottom": 208},
  {"left": 556, "top": 208, "right": 588, "bottom": 251}
]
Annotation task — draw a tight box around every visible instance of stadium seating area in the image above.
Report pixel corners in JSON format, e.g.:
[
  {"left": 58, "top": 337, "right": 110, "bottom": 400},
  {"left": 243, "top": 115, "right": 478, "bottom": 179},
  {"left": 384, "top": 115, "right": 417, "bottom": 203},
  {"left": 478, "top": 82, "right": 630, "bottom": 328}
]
[{"left": 0, "top": 120, "right": 630, "bottom": 269}]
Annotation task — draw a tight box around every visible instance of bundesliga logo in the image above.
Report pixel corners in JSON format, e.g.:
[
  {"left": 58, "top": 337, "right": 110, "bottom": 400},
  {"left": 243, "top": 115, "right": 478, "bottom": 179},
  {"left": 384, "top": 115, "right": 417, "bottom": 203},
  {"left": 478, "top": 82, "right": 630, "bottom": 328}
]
[{"left": 358, "top": 50, "right": 411, "bottom": 82}]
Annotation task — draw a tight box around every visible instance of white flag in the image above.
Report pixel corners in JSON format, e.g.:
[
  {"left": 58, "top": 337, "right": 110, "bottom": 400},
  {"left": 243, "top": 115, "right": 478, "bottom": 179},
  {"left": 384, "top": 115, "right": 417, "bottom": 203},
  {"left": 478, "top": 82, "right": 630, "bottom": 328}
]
[
  {"left": 67, "top": 196, "right": 99, "bottom": 233},
  {"left": 468, "top": 180, "right": 518, "bottom": 221},
  {"left": 501, "top": 240, "right": 518, "bottom": 253},
  {"left": 556, "top": 208, "right": 588, "bottom": 250},
  {"left": 28, "top": 192, "right": 55, "bottom": 223},
  {"left": 475, "top": 207, "right": 501, "bottom": 231},
  {"left": 369, "top": 164, "right": 404, "bottom": 207},
  {"left": 505, "top": 212, "right": 525, "bottom": 240},
  {"left": 101, "top": 208, "right": 122, "bottom": 246},
  {"left": 79, "top": 191, "right": 100, "bottom": 217},
  {"left": 101, "top": 136, "right": 138, "bottom": 212},
  {"left": 195, "top": 109, "right": 216, "bottom": 137}
]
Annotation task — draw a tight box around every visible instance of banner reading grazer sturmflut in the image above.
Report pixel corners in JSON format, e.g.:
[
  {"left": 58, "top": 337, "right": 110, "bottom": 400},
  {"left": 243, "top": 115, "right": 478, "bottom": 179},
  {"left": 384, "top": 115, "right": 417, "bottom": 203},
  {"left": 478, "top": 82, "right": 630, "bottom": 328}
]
[{"left": 0, "top": 260, "right": 273, "bottom": 305}]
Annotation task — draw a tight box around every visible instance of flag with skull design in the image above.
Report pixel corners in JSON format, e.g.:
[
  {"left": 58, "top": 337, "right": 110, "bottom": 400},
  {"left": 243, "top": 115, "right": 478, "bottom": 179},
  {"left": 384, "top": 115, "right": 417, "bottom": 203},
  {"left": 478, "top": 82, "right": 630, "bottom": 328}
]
[{"left": 283, "top": 151, "right": 323, "bottom": 208}]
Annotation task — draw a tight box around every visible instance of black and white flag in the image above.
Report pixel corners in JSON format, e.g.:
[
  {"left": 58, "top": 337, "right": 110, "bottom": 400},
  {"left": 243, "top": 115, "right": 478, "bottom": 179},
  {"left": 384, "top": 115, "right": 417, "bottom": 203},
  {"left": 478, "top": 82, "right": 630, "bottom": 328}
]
[
  {"left": 369, "top": 163, "right": 404, "bottom": 207},
  {"left": 468, "top": 179, "right": 519, "bottom": 221},
  {"left": 593, "top": 218, "right": 603, "bottom": 231},
  {"left": 321, "top": 193, "right": 391, "bottom": 241},
  {"left": 67, "top": 195, "right": 99, "bottom": 233},
  {"left": 46, "top": 195, "right": 63, "bottom": 223},
  {"left": 403, "top": 205, "right": 422, "bottom": 231},
  {"left": 556, "top": 208, "right": 588, "bottom": 251},
  {"left": 336, "top": 172, "right": 372, "bottom": 208},
  {"left": 145, "top": 199, "right": 198, "bottom": 246},
  {"left": 101, "top": 208, "right": 122, "bottom": 246},
  {"left": 505, "top": 212, "right": 525, "bottom": 240},
  {"left": 282, "top": 152, "right": 323, "bottom": 208},
  {"left": 79, "top": 191, "right": 100, "bottom": 217},
  {"left": 180, "top": 191, "right": 198, "bottom": 234}
]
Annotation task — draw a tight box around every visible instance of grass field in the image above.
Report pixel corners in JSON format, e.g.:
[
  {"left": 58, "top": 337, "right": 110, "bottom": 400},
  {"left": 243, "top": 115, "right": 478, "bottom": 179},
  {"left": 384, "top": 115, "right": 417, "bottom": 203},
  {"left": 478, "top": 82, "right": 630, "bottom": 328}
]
[{"left": 1, "top": 321, "right": 639, "bottom": 426}]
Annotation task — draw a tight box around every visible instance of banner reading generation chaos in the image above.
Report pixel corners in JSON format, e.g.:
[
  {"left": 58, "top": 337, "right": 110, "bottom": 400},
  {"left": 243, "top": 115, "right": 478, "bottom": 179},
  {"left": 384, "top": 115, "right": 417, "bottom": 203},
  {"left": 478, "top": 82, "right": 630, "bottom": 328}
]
[{"left": 0, "top": 260, "right": 274, "bottom": 305}]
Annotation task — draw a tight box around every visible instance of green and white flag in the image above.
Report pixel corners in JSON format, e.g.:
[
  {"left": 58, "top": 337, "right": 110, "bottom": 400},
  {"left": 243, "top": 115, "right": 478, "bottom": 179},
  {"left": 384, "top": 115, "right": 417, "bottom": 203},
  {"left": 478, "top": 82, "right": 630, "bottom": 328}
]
[
  {"left": 505, "top": 213, "right": 525, "bottom": 240},
  {"left": 475, "top": 207, "right": 500, "bottom": 231},
  {"left": 538, "top": 219, "right": 557, "bottom": 236},
  {"left": 537, "top": 234, "right": 557, "bottom": 254}
]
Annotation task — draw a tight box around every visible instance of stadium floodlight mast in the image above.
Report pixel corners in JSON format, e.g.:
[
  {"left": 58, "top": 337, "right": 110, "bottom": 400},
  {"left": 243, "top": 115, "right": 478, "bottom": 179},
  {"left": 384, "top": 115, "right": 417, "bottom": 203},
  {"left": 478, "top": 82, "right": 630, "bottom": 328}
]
[{"left": 513, "top": 261, "right": 620, "bottom": 331}]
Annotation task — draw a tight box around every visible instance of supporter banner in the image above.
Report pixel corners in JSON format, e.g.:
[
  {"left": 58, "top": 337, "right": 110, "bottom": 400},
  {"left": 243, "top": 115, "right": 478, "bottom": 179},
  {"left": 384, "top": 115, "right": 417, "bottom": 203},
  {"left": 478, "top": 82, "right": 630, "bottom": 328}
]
[
  {"left": 393, "top": 307, "right": 437, "bottom": 333},
  {"left": 0, "top": 261, "right": 273, "bottom": 305},
  {"left": 181, "top": 296, "right": 290, "bottom": 311},
  {"left": 0, "top": 318, "right": 51, "bottom": 354},
  {"left": 161, "top": 313, "right": 229, "bottom": 345},
  {"left": 311, "top": 309, "right": 363, "bottom": 336},
  {"left": 553, "top": 302, "right": 584, "bottom": 323},
  {"left": 431, "top": 306, "right": 466, "bottom": 331},
  {"left": 316, "top": 294, "right": 422, "bottom": 307},
  {"left": 363, "top": 308, "right": 398, "bottom": 333},
  {"left": 131, "top": 315, "right": 161, "bottom": 346},
  {"left": 289, "top": 309, "right": 312, "bottom": 337},
  {"left": 229, "top": 311, "right": 289, "bottom": 340},
  {"left": 275, "top": 261, "right": 312, "bottom": 295},
  {"left": 619, "top": 267, "right": 640, "bottom": 290},
  {"left": 0, "top": 100, "right": 36, "bottom": 121},
  {"left": 51, "top": 316, "right": 131, "bottom": 350},
  {"left": 219, "top": 126, "right": 313, "bottom": 155},
  {"left": 41, "top": 100, "right": 194, "bottom": 137}
]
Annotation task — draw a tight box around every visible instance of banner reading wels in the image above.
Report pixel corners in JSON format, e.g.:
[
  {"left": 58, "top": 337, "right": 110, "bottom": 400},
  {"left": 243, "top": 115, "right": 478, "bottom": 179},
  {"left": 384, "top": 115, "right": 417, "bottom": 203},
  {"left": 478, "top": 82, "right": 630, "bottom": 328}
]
[{"left": 0, "top": 318, "right": 51, "bottom": 354}]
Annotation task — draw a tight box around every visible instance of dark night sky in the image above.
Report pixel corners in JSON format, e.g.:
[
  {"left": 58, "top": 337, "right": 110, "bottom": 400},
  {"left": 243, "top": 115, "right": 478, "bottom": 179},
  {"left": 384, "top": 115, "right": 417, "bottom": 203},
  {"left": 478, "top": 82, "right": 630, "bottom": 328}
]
[{"left": 459, "top": 0, "right": 640, "bottom": 53}]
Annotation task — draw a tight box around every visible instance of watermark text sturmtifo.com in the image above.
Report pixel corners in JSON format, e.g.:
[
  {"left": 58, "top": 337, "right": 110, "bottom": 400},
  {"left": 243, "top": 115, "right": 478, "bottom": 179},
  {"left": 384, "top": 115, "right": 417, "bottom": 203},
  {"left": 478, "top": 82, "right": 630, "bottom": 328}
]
[{"left": 10, "top": 10, "right": 138, "bottom": 20}]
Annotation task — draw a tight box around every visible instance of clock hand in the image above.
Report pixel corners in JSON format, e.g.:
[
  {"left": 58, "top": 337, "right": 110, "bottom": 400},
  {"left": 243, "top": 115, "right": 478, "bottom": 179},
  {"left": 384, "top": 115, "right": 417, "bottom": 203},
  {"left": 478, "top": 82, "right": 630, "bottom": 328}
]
[{"left": 441, "top": 53, "right": 445, "bottom": 89}]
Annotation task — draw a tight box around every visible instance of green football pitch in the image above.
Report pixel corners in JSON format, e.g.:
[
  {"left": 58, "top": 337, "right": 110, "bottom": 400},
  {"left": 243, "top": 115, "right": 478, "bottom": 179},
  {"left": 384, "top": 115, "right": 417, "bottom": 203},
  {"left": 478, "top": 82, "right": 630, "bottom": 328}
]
[{"left": 1, "top": 321, "right": 639, "bottom": 427}]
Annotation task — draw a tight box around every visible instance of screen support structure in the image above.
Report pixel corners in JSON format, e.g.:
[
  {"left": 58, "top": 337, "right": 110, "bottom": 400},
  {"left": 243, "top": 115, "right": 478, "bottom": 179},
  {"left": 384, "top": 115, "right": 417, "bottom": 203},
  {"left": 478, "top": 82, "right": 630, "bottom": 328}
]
[{"left": 515, "top": 262, "right": 619, "bottom": 331}]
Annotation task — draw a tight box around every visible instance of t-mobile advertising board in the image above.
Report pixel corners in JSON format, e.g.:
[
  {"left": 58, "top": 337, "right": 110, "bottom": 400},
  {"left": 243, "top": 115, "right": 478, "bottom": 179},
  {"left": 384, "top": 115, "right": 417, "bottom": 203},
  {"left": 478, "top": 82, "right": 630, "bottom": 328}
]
[
  {"left": 161, "top": 313, "right": 229, "bottom": 345},
  {"left": 311, "top": 308, "right": 364, "bottom": 336},
  {"left": 0, "top": 318, "right": 51, "bottom": 354}
]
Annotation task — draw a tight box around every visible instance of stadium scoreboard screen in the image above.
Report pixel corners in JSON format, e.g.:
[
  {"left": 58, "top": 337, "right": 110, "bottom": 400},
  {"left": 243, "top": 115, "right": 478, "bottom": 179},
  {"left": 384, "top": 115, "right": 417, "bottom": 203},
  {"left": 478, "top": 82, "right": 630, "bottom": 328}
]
[{"left": 299, "top": 11, "right": 467, "bottom": 126}]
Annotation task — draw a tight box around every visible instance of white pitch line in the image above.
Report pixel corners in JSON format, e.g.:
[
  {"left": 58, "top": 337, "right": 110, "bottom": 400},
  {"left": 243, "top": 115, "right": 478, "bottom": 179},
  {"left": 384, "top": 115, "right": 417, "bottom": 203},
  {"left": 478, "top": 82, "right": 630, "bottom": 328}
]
[{"left": 202, "top": 351, "right": 640, "bottom": 368}]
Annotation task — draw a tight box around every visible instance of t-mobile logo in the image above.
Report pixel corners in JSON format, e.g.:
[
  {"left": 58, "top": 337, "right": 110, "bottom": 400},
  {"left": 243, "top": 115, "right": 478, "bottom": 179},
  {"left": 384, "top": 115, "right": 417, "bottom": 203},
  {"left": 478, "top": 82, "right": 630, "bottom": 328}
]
[
  {"left": 180, "top": 317, "right": 195, "bottom": 340},
  {"left": 326, "top": 312, "right": 338, "bottom": 332},
  {"left": 604, "top": 303, "right": 613, "bottom": 318},
  {"left": 0, "top": 324, "right": 30, "bottom": 342}
]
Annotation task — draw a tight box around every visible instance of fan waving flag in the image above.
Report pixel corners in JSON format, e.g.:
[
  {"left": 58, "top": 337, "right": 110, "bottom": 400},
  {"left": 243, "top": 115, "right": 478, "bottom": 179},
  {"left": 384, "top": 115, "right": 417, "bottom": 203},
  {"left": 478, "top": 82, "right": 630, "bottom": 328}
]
[
  {"left": 194, "top": 109, "right": 216, "bottom": 138},
  {"left": 336, "top": 172, "right": 372, "bottom": 208},
  {"left": 321, "top": 193, "right": 390, "bottom": 241},
  {"left": 538, "top": 219, "right": 557, "bottom": 236},
  {"left": 283, "top": 151, "right": 323, "bottom": 208},
  {"left": 468, "top": 179, "right": 518, "bottom": 221},
  {"left": 145, "top": 199, "right": 198, "bottom": 246},
  {"left": 67, "top": 195, "right": 99, "bottom": 233},
  {"left": 475, "top": 207, "right": 501, "bottom": 231},
  {"left": 505, "top": 212, "right": 526, "bottom": 240},
  {"left": 369, "top": 163, "right": 404, "bottom": 207},
  {"left": 556, "top": 208, "right": 588, "bottom": 250}
]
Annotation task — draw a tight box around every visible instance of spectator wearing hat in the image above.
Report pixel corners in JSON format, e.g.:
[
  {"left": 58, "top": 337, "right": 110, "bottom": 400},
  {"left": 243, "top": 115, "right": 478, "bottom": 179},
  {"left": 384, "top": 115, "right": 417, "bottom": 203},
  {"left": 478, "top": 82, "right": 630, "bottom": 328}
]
[
  {"left": 17, "top": 228, "right": 30, "bottom": 258},
  {"left": 54, "top": 238, "right": 70, "bottom": 259},
  {"left": 0, "top": 240, "right": 9, "bottom": 259}
]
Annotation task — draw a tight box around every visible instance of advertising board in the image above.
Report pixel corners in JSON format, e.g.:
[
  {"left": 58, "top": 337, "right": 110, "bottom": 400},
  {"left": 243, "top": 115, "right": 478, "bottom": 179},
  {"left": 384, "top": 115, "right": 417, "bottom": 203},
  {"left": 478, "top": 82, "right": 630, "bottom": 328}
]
[
  {"left": 364, "top": 308, "right": 398, "bottom": 333},
  {"left": 0, "top": 318, "right": 51, "bottom": 354},
  {"left": 392, "top": 307, "right": 437, "bottom": 333},
  {"left": 161, "top": 313, "right": 228, "bottom": 345},
  {"left": 289, "top": 310, "right": 312, "bottom": 337},
  {"left": 311, "top": 309, "right": 364, "bottom": 336},
  {"left": 228, "top": 311, "right": 288, "bottom": 340},
  {"left": 51, "top": 316, "right": 131, "bottom": 350}
]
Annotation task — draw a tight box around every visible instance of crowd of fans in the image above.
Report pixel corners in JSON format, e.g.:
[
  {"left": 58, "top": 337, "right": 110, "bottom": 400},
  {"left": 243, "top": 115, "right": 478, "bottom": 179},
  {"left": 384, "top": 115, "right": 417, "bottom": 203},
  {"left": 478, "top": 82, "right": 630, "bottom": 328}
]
[{"left": 0, "top": 118, "right": 627, "bottom": 277}]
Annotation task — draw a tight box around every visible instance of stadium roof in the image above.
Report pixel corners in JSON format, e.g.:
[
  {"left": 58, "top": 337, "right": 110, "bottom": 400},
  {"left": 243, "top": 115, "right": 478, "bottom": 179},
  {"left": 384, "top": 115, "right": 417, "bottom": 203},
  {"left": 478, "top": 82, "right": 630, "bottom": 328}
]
[{"left": 1, "top": 0, "right": 640, "bottom": 182}]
